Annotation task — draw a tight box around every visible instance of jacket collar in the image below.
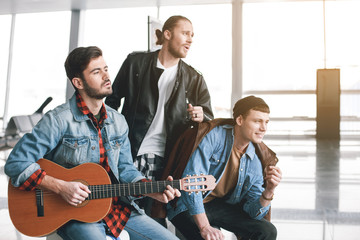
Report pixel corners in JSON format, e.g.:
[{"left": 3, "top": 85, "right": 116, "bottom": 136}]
[
  {"left": 69, "top": 93, "right": 113, "bottom": 125},
  {"left": 151, "top": 49, "right": 184, "bottom": 70}
]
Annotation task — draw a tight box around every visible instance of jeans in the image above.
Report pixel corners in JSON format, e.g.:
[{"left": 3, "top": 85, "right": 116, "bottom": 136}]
[
  {"left": 58, "top": 211, "right": 179, "bottom": 240},
  {"left": 171, "top": 199, "right": 277, "bottom": 240}
]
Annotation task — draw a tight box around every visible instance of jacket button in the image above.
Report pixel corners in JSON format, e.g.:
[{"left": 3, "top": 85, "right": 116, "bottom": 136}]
[{"left": 91, "top": 146, "right": 95, "bottom": 150}]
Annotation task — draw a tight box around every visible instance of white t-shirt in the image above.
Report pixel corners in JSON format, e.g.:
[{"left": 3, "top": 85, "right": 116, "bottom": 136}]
[{"left": 137, "top": 59, "right": 178, "bottom": 157}]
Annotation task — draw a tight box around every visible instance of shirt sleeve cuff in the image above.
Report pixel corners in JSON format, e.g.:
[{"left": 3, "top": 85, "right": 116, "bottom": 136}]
[{"left": 18, "top": 169, "right": 46, "bottom": 191}]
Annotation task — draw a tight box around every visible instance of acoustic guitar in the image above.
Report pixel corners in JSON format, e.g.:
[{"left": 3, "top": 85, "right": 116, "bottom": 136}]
[{"left": 8, "top": 158, "right": 216, "bottom": 237}]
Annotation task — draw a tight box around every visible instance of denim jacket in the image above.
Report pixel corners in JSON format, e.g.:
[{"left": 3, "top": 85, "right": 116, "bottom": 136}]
[
  {"left": 167, "top": 124, "right": 270, "bottom": 220},
  {"left": 5, "top": 94, "right": 144, "bottom": 198}
]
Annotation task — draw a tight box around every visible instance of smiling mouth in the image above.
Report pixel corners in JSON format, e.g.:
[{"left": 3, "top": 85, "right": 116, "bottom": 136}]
[{"left": 256, "top": 133, "right": 265, "bottom": 138}]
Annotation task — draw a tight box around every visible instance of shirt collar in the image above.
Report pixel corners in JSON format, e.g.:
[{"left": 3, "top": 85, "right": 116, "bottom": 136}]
[
  {"left": 75, "top": 91, "right": 108, "bottom": 125},
  {"left": 225, "top": 124, "right": 256, "bottom": 160},
  {"left": 244, "top": 142, "right": 256, "bottom": 160}
]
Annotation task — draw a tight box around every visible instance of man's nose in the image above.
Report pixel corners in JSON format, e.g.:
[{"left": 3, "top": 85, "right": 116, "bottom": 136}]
[
  {"left": 260, "top": 122, "right": 267, "bottom": 131},
  {"left": 102, "top": 71, "right": 109, "bottom": 80},
  {"left": 187, "top": 35, "right": 193, "bottom": 43}
]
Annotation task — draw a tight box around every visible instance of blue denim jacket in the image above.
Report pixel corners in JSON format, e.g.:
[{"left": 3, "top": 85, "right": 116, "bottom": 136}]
[
  {"left": 5, "top": 94, "right": 144, "bottom": 198},
  {"left": 167, "top": 124, "right": 270, "bottom": 220}
]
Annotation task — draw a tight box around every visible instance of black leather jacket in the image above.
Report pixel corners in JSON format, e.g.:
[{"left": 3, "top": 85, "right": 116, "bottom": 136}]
[{"left": 105, "top": 50, "right": 213, "bottom": 159}]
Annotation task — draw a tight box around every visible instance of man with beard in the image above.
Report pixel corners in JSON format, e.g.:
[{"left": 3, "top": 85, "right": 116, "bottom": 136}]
[
  {"left": 5, "top": 46, "right": 180, "bottom": 240},
  {"left": 105, "top": 15, "right": 214, "bottom": 186}
]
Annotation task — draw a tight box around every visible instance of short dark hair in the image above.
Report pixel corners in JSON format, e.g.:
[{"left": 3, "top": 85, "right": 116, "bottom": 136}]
[
  {"left": 64, "top": 46, "right": 103, "bottom": 88},
  {"left": 155, "top": 15, "right": 192, "bottom": 45},
  {"left": 233, "top": 95, "right": 270, "bottom": 121}
]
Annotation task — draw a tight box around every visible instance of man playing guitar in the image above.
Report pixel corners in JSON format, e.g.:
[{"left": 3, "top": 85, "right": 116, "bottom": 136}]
[{"left": 5, "top": 46, "right": 181, "bottom": 240}]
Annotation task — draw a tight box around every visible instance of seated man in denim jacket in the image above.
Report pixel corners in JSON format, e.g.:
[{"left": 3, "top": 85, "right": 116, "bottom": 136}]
[
  {"left": 5, "top": 46, "right": 180, "bottom": 240},
  {"left": 168, "top": 96, "right": 282, "bottom": 240}
]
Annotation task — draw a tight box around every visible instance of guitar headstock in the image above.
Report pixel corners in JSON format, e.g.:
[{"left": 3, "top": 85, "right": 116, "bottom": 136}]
[{"left": 180, "top": 174, "right": 216, "bottom": 194}]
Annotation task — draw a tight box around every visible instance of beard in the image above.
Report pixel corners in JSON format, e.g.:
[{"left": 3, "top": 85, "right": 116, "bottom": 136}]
[
  {"left": 82, "top": 79, "right": 112, "bottom": 100},
  {"left": 168, "top": 41, "right": 187, "bottom": 59}
]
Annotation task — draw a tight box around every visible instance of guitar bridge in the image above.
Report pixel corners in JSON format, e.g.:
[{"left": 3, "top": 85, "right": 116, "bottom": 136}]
[{"left": 35, "top": 189, "right": 44, "bottom": 217}]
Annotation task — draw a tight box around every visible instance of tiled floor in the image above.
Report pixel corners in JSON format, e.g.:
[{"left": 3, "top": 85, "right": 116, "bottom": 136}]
[{"left": 0, "top": 136, "right": 359, "bottom": 240}]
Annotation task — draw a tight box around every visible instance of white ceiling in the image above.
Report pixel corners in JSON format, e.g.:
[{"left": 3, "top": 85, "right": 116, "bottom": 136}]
[
  {"left": 0, "top": 0, "right": 349, "bottom": 15},
  {"left": 2, "top": 0, "right": 340, "bottom": 15},
  {"left": 0, "top": 0, "right": 234, "bottom": 15}
]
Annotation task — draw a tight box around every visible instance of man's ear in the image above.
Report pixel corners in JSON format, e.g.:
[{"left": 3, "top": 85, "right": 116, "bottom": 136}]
[
  {"left": 72, "top": 77, "right": 83, "bottom": 90},
  {"left": 164, "top": 29, "right": 172, "bottom": 41},
  {"left": 235, "top": 115, "right": 243, "bottom": 126}
]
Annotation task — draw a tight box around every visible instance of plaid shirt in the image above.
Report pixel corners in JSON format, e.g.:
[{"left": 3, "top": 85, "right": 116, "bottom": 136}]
[{"left": 20, "top": 92, "right": 133, "bottom": 238}]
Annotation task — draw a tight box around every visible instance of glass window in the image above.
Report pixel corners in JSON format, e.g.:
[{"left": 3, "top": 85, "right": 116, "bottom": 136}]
[
  {"left": 242, "top": 2, "right": 324, "bottom": 134},
  {"left": 243, "top": 1, "right": 360, "bottom": 134},
  {"left": 8, "top": 11, "right": 70, "bottom": 118},
  {"left": 0, "top": 15, "right": 11, "bottom": 129},
  {"left": 243, "top": 2, "right": 324, "bottom": 92},
  {"left": 159, "top": 4, "right": 232, "bottom": 118},
  {"left": 326, "top": 0, "right": 360, "bottom": 130},
  {"left": 82, "top": 7, "right": 157, "bottom": 81},
  {"left": 325, "top": 1, "right": 360, "bottom": 75}
]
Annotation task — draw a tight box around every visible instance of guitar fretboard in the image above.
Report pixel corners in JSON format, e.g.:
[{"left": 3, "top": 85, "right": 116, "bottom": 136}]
[{"left": 87, "top": 180, "right": 181, "bottom": 200}]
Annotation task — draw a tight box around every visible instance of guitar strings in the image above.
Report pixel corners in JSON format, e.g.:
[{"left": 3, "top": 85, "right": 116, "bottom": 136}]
[
  {"left": 34, "top": 180, "right": 182, "bottom": 197},
  {"left": 32, "top": 177, "right": 209, "bottom": 198}
]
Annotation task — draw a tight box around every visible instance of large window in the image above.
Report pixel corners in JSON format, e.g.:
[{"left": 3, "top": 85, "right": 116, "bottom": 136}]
[
  {"left": 326, "top": 1, "right": 360, "bottom": 135},
  {"left": 8, "top": 11, "right": 70, "bottom": 118},
  {"left": 243, "top": 1, "right": 360, "bottom": 135},
  {"left": 83, "top": 7, "right": 157, "bottom": 82},
  {"left": 0, "top": 15, "right": 11, "bottom": 129},
  {"left": 243, "top": 2, "right": 323, "bottom": 115}
]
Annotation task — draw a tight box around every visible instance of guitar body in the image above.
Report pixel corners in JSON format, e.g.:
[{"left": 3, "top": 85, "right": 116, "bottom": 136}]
[
  {"left": 8, "top": 158, "right": 216, "bottom": 237},
  {"left": 8, "top": 158, "right": 112, "bottom": 237}
]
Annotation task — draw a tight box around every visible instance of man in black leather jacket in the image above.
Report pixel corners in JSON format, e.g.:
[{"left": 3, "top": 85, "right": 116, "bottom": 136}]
[{"left": 105, "top": 16, "right": 213, "bottom": 184}]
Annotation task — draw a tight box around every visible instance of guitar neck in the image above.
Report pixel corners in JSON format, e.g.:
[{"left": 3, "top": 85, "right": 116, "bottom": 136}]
[{"left": 87, "top": 180, "right": 181, "bottom": 200}]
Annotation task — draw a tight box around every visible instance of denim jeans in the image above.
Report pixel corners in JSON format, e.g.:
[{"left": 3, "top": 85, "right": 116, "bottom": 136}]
[
  {"left": 171, "top": 199, "right": 277, "bottom": 240},
  {"left": 58, "top": 211, "right": 179, "bottom": 240}
]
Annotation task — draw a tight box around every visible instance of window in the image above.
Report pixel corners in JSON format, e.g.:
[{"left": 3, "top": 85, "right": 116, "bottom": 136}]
[
  {"left": 0, "top": 15, "right": 11, "bottom": 129},
  {"left": 326, "top": 1, "right": 360, "bottom": 134},
  {"left": 8, "top": 11, "right": 70, "bottom": 118},
  {"left": 83, "top": 7, "right": 157, "bottom": 80},
  {"left": 243, "top": 1, "right": 360, "bottom": 134}
]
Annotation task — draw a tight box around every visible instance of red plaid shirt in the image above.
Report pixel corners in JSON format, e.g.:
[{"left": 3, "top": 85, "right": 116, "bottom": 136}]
[{"left": 20, "top": 92, "right": 132, "bottom": 238}]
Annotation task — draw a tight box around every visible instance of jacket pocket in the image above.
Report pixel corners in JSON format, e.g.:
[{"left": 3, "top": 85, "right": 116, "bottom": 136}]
[
  {"left": 109, "top": 137, "right": 122, "bottom": 162},
  {"left": 208, "top": 154, "right": 224, "bottom": 173},
  {"left": 62, "top": 137, "right": 90, "bottom": 165}
]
